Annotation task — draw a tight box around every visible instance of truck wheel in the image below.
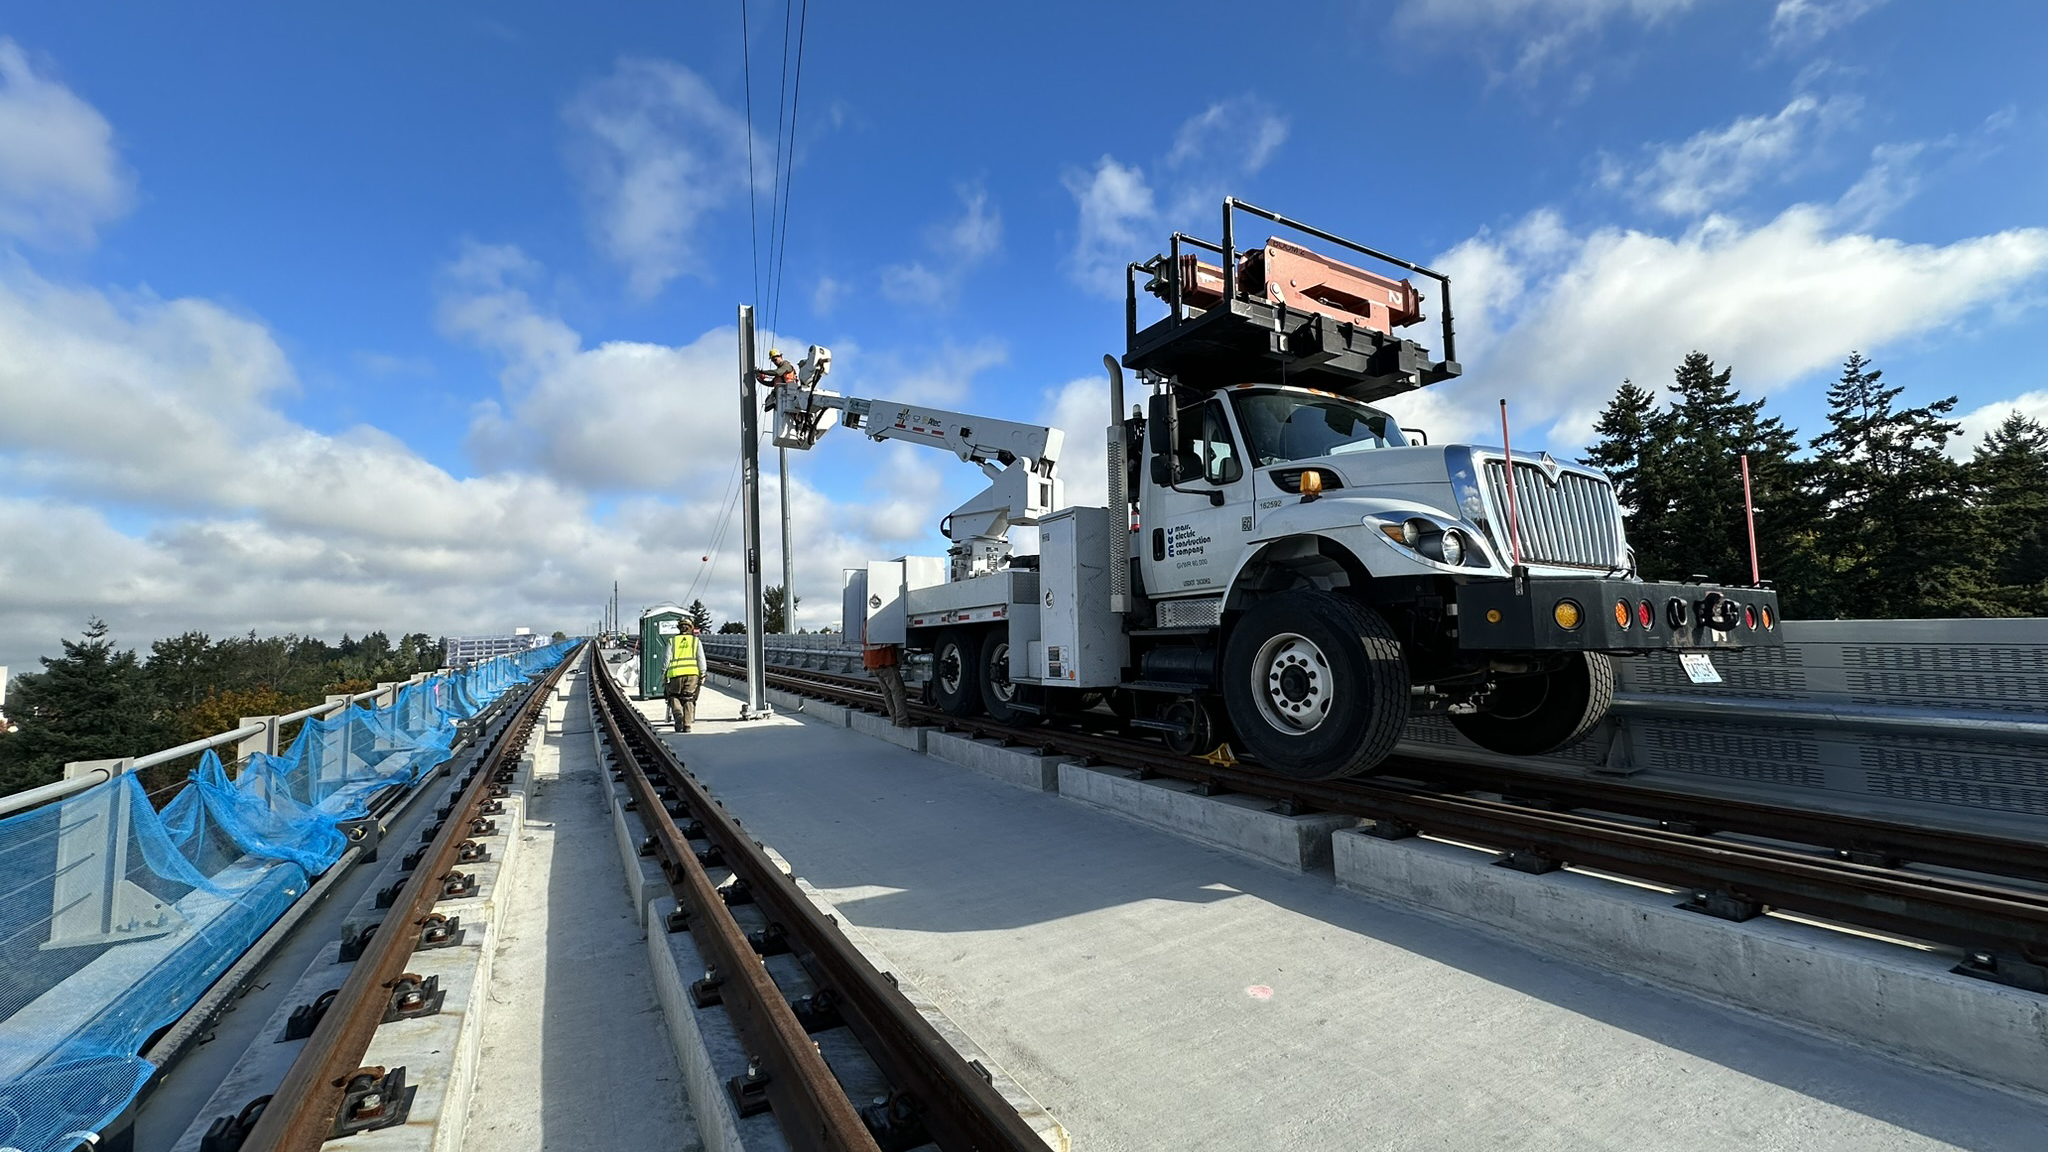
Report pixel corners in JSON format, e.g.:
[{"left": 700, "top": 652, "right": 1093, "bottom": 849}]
[
  {"left": 931, "top": 629, "right": 982, "bottom": 717},
  {"left": 1221, "top": 591, "right": 1409, "bottom": 780},
  {"left": 978, "top": 631, "right": 1038, "bottom": 724},
  {"left": 1450, "top": 653, "right": 1614, "bottom": 756}
]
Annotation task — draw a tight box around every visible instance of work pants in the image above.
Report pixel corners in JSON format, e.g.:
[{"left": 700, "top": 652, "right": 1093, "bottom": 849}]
[
  {"left": 874, "top": 664, "right": 911, "bottom": 728},
  {"left": 665, "top": 673, "right": 702, "bottom": 730}
]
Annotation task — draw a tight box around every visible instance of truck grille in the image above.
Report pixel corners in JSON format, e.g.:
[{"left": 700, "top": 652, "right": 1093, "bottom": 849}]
[{"left": 1482, "top": 459, "right": 1625, "bottom": 569}]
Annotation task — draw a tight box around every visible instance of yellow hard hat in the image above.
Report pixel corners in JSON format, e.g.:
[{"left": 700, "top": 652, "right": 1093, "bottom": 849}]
[{"left": 768, "top": 348, "right": 781, "bottom": 357}]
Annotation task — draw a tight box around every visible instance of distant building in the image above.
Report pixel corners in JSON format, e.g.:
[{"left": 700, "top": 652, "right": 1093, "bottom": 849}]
[{"left": 441, "top": 628, "right": 548, "bottom": 667}]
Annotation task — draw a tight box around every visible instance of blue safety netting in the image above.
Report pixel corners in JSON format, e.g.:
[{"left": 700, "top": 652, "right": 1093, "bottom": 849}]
[{"left": 0, "top": 639, "right": 577, "bottom": 1152}]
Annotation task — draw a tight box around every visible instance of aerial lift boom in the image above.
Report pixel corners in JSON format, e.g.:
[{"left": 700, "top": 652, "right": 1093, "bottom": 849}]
[{"left": 763, "top": 346, "right": 1065, "bottom": 580}]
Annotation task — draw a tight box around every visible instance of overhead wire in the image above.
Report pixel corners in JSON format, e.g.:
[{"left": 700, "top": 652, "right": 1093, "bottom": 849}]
[
  {"left": 739, "top": 0, "right": 763, "bottom": 334},
  {"left": 694, "top": 0, "right": 769, "bottom": 610},
  {"left": 768, "top": 0, "right": 811, "bottom": 338},
  {"left": 763, "top": 0, "right": 797, "bottom": 346},
  {"left": 698, "top": 0, "right": 813, "bottom": 615}
]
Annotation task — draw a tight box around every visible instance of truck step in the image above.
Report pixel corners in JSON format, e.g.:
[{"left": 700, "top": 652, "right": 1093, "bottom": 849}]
[{"left": 1123, "top": 680, "right": 1208, "bottom": 695}]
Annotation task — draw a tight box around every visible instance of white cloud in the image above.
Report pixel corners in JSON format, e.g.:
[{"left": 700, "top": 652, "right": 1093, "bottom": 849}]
[
  {"left": 825, "top": 337, "right": 1008, "bottom": 408},
  {"left": 441, "top": 240, "right": 741, "bottom": 491},
  {"left": 1831, "top": 140, "right": 1926, "bottom": 230},
  {"left": 811, "top": 275, "right": 847, "bottom": 315},
  {"left": 1040, "top": 373, "right": 1118, "bottom": 510},
  {"left": 1063, "top": 98, "right": 1290, "bottom": 296},
  {"left": 1395, "top": 0, "right": 1701, "bottom": 84},
  {"left": 880, "top": 186, "right": 1003, "bottom": 307},
  {"left": 1166, "top": 97, "right": 1289, "bottom": 175},
  {"left": 1417, "top": 205, "right": 2048, "bottom": 449},
  {"left": 0, "top": 39, "right": 132, "bottom": 248},
  {"left": 1599, "top": 95, "right": 1853, "bottom": 216},
  {"left": 1062, "top": 156, "right": 1156, "bottom": 297},
  {"left": 1952, "top": 390, "right": 2048, "bottom": 460},
  {"left": 1400, "top": 0, "right": 1695, "bottom": 19},
  {"left": 0, "top": 237, "right": 986, "bottom": 669},
  {"left": 1769, "top": 0, "right": 1886, "bottom": 48},
  {"left": 562, "top": 59, "right": 760, "bottom": 298}
]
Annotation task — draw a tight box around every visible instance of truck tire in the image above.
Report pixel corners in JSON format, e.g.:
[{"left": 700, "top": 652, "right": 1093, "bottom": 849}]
[
  {"left": 1450, "top": 652, "right": 1614, "bottom": 756},
  {"left": 1221, "top": 591, "right": 1409, "bottom": 780},
  {"left": 978, "top": 630, "right": 1038, "bottom": 724},
  {"left": 931, "top": 628, "right": 982, "bottom": 717}
]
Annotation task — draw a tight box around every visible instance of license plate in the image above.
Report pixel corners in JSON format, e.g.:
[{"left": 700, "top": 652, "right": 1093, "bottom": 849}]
[{"left": 1679, "top": 651, "right": 1722, "bottom": 685}]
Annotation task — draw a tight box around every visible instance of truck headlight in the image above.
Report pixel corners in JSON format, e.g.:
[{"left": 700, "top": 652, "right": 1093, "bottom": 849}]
[
  {"left": 1371, "top": 514, "right": 1482, "bottom": 568},
  {"left": 1438, "top": 529, "right": 1467, "bottom": 565}
]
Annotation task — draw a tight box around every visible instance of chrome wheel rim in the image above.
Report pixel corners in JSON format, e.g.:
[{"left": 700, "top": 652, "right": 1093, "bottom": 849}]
[
  {"left": 937, "top": 642, "right": 964, "bottom": 696},
  {"left": 1252, "top": 631, "right": 1331, "bottom": 735},
  {"left": 987, "top": 641, "right": 1014, "bottom": 703}
]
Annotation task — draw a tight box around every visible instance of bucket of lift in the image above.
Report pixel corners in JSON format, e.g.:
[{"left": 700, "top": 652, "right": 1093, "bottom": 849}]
[{"left": 1122, "top": 197, "right": 1461, "bottom": 401}]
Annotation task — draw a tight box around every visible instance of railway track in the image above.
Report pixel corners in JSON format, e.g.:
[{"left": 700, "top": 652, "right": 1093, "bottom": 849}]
[
  {"left": 588, "top": 651, "right": 1048, "bottom": 1152},
  {"left": 238, "top": 645, "right": 574, "bottom": 1150},
  {"left": 713, "top": 657, "right": 2048, "bottom": 993}
]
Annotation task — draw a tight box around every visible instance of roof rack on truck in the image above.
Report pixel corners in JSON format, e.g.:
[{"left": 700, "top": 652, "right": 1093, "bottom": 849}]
[{"left": 1122, "top": 197, "right": 1460, "bottom": 401}]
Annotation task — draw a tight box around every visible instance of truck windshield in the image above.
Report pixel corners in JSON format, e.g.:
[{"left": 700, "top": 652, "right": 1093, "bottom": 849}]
[{"left": 1229, "top": 391, "right": 1408, "bottom": 466}]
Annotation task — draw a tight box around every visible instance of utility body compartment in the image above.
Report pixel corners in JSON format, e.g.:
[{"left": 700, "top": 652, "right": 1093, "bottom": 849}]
[{"left": 1027, "top": 507, "right": 1129, "bottom": 688}]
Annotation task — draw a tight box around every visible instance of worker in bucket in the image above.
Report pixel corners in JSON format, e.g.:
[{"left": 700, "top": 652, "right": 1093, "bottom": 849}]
[
  {"left": 760, "top": 348, "right": 798, "bottom": 385},
  {"left": 864, "top": 639, "right": 912, "bottom": 727},
  {"left": 665, "top": 620, "right": 704, "bottom": 733}
]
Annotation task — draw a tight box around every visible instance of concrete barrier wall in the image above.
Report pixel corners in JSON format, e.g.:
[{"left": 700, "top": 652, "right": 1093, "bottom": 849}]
[{"left": 1402, "top": 618, "right": 2048, "bottom": 826}]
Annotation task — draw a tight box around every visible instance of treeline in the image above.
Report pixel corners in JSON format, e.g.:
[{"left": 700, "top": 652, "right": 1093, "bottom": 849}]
[
  {"left": 0, "top": 621, "right": 446, "bottom": 797},
  {"left": 1584, "top": 351, "right": 2048, "bottom": 619}
]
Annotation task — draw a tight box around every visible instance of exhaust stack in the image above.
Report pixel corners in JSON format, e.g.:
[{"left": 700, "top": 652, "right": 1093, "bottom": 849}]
[{"left": 1104, "top": 354, "right": 1130, "bottom": 614}]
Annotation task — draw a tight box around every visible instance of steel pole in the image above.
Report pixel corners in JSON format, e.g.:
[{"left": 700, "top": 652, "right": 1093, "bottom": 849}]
[
  {"left": 738, "top": 306, "right": 770, "bottom": 715},
  {"left": 779, "top": 446, "right": 795, "bottom": 634}
]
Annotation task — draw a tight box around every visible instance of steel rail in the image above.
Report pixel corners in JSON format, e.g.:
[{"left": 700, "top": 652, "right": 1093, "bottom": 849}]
[
  {"left": 714, "top": 658, "right": 2048, "bottom": 965},
  {"left": 590, "top": 657, "right": 876, "bottom": 1152},
  {"left": 722, "top": 658, "right": 2048, "bottom": 882},
  {"left": 240, "top": 650, "right": 573, "bottom": 1151},
  {"left": 588, "top": 659, "right": 1049, "bottom": 1152}
]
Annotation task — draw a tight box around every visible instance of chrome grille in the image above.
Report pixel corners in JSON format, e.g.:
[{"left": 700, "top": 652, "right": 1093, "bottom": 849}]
[{"left": 1482, "top": 459, "right": 1625, "bottom": 569}]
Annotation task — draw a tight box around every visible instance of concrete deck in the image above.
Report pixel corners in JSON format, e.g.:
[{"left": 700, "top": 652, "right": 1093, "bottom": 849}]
[{"left": 662, "top": 679, "right": 2048, "bottom": 1152}]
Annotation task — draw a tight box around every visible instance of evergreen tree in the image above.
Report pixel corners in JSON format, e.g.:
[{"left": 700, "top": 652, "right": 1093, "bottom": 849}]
[
  {"left": 0, "top": 620, "right": 178, "bottom": 795},
  {"left": 1585, "top": 355, "right": 1812, "bottom": 606},
  {"left": 1967, "top": 412, "right": 2048, "bottom": 613},
  {"left": 687, "top": 598, "right": 714, "bottom": 633},
  {"left": 1581, "top": 378, "right": 1672, "bottom": 566},
  {"left": 1809, "top": 352, "right": 1984, "bottom": 617},
  {"left": 763, "top": 585, "right": 801, "bottom": 633}
]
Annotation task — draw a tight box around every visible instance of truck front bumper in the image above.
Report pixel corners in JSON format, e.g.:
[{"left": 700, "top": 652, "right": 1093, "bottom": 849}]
[{"left": 1455, "top": 577, "right": 1783, "bottom": 652}]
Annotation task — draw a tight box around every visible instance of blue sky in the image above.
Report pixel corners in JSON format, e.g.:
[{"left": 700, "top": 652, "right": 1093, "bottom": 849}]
[{"left": 2, "top": 0, "right": 2046, "bottom": 672}]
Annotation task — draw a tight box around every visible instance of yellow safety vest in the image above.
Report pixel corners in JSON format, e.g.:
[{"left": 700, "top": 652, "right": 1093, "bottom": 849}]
[{"left": 666, "top": 633, "right": 702, "bottom": 678}]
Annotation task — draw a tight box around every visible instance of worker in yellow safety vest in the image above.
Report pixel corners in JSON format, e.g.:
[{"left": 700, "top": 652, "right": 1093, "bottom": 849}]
[{"left": 665, "top": 622, "right": 704, "bottom": 733}]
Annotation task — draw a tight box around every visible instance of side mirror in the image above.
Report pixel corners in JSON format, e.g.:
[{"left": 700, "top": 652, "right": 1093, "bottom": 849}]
[
  {"left": 1147, "top": 393, "right": 1181, "bottom": 485},
  {"left": 1147, "top": 393, "right": 1178, "bottom": 456}
]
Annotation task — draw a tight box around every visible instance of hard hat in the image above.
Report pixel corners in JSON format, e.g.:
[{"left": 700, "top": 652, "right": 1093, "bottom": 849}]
[{"left": 768, "top": 348, "right": 781, "bottom": 358}]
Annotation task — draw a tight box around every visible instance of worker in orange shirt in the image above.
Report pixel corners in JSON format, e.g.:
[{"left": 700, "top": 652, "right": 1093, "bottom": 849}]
[{"left": 864, "top": 641, "right": 911, "bottom": 727}]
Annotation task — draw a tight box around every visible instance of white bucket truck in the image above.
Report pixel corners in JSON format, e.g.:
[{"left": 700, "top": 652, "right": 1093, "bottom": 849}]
[{"left": 776, "top": 200, "right": 1781, "bottom": 780}]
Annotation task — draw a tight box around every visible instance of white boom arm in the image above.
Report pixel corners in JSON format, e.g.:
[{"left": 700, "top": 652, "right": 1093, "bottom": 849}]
[{"left": 764, "top": 345, "right": 1065, "bottom": 579}]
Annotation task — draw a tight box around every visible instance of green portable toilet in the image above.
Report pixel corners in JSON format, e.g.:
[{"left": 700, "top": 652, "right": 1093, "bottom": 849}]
[{"left": 638, "top": 603, "right": 687, "bottom": 699}]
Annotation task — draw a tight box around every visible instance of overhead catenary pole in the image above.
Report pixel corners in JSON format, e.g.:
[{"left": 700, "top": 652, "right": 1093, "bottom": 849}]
[
  {"left": 779, "top": 446, "right": 795, "bottom": 633},
  {"left": 737, "top": 305, "right": 771, "bottom": 716}
]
